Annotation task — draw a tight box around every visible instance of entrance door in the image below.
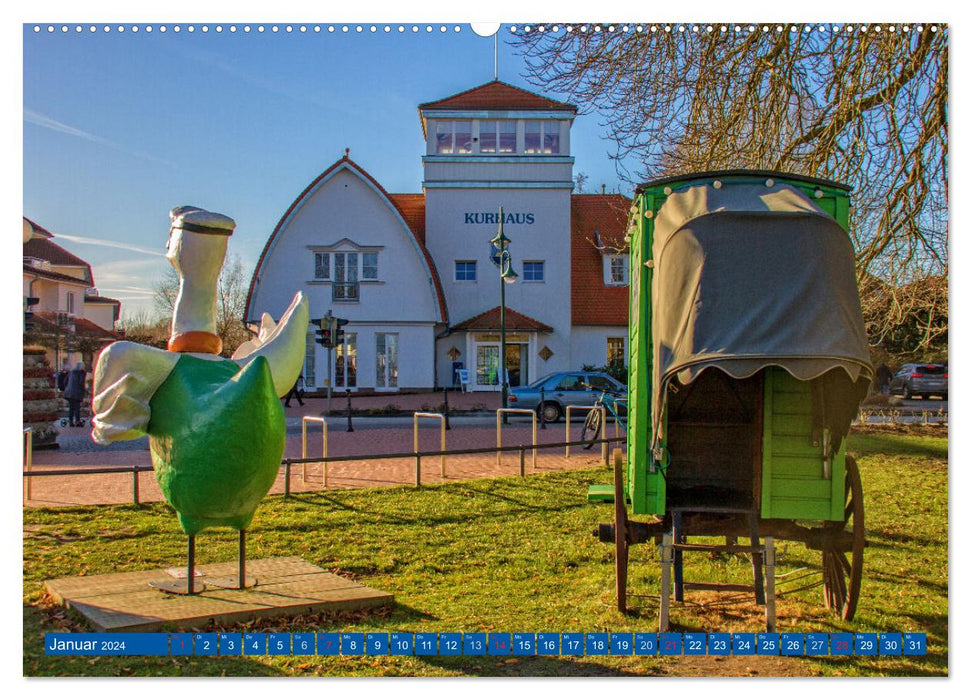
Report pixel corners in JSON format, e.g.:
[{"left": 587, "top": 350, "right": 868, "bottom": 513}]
[
  {"left": 504, "top": 343, "right": 528, "bottom": 387},
  {"left": 375, "top": 333, "right": 398, "bottom": 390},
  {"left": 475, "top": 345, "right": 500, "bottom": 390},
  {"left": 335, "top": 332, "right": 357, "bottom": 389},
  {"left": 474, "top": 341, "right": 528, "bottom": 390}
]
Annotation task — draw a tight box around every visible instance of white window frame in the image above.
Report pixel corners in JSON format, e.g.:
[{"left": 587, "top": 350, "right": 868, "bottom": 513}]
[
  {"left": 477, "top": 119, "right": 517, "bottom": 154},
  {"left": 436, "top": 120, "right": 473, "bottom": 155},
  {"left": 524, "top": 120, "right": 561, "bottom": 155},
  {"left": 362, "top": 252, "right": 378, "bottom": 280},
  {"left": 314, "top": 252, "right": 331, "bottom": 280},
  {"left": 604, "top": 255, "right": 629, "bottom": 286},
  {"left": 455, "top": 260, "right": 477, "bottom": 282},
  {"left": 607, "top": 337, "right": 625, "bottom": 365},
  {"left": 522, "top": 260, "right": 545, "bottom": 283}
]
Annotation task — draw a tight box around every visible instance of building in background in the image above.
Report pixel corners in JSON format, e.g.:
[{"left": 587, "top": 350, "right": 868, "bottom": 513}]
[
  {"left": 246, "top": 81, "right": 630, "bottom": 392},
  {"left": 23, "top": 217, "right": 121, "bottom": 371}
]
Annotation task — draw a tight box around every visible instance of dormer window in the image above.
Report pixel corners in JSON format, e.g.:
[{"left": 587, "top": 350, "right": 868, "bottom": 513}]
[
  {"left": 604, "top": 255, "right": 629, "bottom": 286},
  {"left": 436, "top": 120, "right": 472, "bottom": 154},
  {"left": 524, "top": 120, "right": 560, "bottom": 154},
  {"left": 309, "top": 240, "right": 383, "bottom": 303}
]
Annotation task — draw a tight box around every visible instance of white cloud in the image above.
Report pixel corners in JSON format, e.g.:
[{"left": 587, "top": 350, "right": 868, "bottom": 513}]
[
  {"left": 54, "top": 233, "right": 166, "bottom": 257},
  {"left": 24, "top": 108, "right": 176, "bottom": 167}
]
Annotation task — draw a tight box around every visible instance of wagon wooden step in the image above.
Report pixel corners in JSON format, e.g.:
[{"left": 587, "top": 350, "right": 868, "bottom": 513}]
[
  {"left": 683, "top": 582, "right": 756, "bottom": 593},
  {"left": 587, "top": 484, "right": 615, "bottom": 502}
]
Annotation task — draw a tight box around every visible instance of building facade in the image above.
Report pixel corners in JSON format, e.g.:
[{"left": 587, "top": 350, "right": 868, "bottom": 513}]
[
  {"left": 22, "top": 217, "right": 122, "bottom": 371},
  {"left": 246, "top": 81, "right": 630, "bottom": 392}
]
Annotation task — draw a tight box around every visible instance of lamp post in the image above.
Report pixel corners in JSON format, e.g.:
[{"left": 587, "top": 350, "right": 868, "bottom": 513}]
[{"left": 491, "top": 207, "right": 518, "bottom": 422}]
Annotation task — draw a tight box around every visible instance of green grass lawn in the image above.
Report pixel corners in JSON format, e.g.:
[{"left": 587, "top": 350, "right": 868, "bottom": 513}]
[{"left": 23, "top": 427, "right": 947, "bottom": 677}]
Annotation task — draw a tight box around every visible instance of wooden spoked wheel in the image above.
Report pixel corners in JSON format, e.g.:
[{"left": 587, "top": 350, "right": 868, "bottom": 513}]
[
  {"left": 822, "top": 455, "right": 865, "bottom": 620},
  {"left": 613, "top": 448, "right": 629, "bottom": 613}
]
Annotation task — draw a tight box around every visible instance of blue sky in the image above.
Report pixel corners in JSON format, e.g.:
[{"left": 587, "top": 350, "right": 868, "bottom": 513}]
[{"left": 23, "top": 23, "right": 629, "bottom": 317}]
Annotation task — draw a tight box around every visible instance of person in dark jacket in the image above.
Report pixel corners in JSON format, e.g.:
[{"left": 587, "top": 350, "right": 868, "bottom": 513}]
[
  {"left": 284, "top": 373, "right": 305, "bottom": 407},
  {"left": 875, "top": 364, "right": 892, "bottom": 394},
  {"left": 57, "top": 368, "right": 69, "bottom": 392},
  {"left": 64, "top": 361, "right": 87, "bottom": 426}
]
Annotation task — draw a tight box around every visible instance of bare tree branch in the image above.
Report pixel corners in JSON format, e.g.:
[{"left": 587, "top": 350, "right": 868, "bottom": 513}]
[{"left": 512, "top": 23, "right": 947, "bottom": 354}]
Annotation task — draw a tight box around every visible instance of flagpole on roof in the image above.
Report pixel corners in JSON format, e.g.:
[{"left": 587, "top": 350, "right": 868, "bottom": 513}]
[{"left": 494, "top": 32, "right": 498, "bottom": 80}]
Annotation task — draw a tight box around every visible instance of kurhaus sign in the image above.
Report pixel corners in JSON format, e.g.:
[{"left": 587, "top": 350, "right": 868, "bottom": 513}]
[{"left": 464, "top": 212, "right": 535, "bottom": 225}]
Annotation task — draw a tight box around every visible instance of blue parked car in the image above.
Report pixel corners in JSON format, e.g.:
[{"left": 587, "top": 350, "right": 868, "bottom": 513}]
[{"left": 508, "top": 371, "right": 627, "bottom": 423}]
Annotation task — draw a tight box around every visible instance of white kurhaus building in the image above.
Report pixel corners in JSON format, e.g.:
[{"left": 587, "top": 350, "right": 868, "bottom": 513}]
[{"left": 246, "top": 81, "right": 630, "bottom": 392}]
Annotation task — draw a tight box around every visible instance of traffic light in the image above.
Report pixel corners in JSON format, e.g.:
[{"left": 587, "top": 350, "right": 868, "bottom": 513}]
[
  {"left": 316, "top": 317, "right": 333, "bottom": 348},
  {"left": 24, "top": 296, "right": 39, "bottom": 331},
  {"left": 334, "top": 317, "right": 349, "bottom": 345}
]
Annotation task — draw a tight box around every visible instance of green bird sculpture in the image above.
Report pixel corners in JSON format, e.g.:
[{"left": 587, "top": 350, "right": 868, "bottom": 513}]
[{"left": 91, "top": 206, "right": 309, "bottom": 594}]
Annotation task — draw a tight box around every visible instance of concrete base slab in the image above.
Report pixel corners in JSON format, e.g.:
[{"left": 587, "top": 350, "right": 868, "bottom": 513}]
[{"left": 44, "top": 556, "right": 393, "bottom": 632}]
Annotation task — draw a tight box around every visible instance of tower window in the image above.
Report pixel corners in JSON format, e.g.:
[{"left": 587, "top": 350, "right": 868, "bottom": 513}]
[
  {"left": 479, "top": 120, "right": 517, "bottom": 154},
  {"left": 525, "top": 121, "right": 560, "bottom": 154},
  {"left": 436, "top": 121, "right": 472, "bottom": 154}
]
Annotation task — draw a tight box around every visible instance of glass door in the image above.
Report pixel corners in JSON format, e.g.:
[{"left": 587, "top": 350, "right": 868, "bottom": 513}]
[
  {"left": 335, "top": 332, "right": 357, "bottom": 388},
  {"left": 505, "top": 343, "right": 528, "bottom": 387},
  {"left": 304, "top": 331, "right": 316, "bottom": 388},
  {"left": 376, "top": 333, "right": 398, "bottom": 389},
  {"left": 476, "top": 345, "right": 500, "bottom": 390}
]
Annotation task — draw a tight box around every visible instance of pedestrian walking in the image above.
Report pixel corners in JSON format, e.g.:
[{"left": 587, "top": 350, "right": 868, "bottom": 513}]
[
  {"left": 64, "top": 361, "right": 87, "bottom": 426},
  {"left": 875, "top": 364, "right": 892, "bottom": 394},
  {"left": 285, "top": 373, "right": 306, "bottom": 407}
]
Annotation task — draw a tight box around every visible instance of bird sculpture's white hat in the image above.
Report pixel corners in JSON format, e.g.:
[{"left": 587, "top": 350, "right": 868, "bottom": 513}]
[{"left": 166, "top": 206, "right": 236, "bottom": 354}]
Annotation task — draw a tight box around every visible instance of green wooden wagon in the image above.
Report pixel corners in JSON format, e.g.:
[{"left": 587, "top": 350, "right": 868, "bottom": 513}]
[{"left": 594, "top": 171, "right": 874, "bottom": 628}]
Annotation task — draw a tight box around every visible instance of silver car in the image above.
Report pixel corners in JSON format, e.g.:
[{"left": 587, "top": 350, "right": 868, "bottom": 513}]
[
  {"left": 508, "top": 371, "right": 627, "bottom": 422},
  {"left": 889, "top": 363, "right": 948, "bottom": 400}
]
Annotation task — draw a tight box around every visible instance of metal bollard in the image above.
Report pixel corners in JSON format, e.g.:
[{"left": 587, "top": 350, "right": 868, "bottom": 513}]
[
  {"left": 519, "top": 446, "right": 526, "bottom": 477},
  {"left": 415, "top": 453, "right": 422, "bottom": 487},
  {"left": 539, "top": 387, "right": 546, "bottom": 430},
  {"left": 346, "top": 391, "right": 354, "bottom": 432},
  {"left": 284, "top": 461, "right": 291, "bottom": 499},
  {"left": 443, "top": 387, "right": 451, "bottom": 430},
  {"left": 132, "top": 466, "right": 140, "bottom": 506}
]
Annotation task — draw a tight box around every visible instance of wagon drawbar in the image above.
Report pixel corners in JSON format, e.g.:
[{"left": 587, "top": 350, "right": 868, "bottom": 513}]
[{"left": 590, "top": 170, "right": 873, "bottom": 631}]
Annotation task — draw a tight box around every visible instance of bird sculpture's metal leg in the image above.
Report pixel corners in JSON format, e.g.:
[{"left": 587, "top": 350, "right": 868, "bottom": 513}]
[
  {"left": 149, "top": 534, "right": 207, "bottom": 595},
  {"left": 187, "top": 535, "right": 196, "bottom": 594},
  {"left": 205, "top": 530, "right": 258, "bottom": 590}
]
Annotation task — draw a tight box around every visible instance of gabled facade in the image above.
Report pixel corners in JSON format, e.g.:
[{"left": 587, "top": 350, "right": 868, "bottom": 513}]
[
  {"left": 23, "top": 217, "right": 122, "bottom": 370},
  {"left": 248, "top": 81, "right": 630, "bottom": 392},
  {"left": 246, "top": 156, "right": 446, "bottom": 391}
]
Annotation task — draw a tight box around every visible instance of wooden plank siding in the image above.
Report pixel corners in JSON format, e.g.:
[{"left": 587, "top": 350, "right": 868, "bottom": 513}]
[{"left": 761, "top": 368, "right": 845, "bottom": 521}]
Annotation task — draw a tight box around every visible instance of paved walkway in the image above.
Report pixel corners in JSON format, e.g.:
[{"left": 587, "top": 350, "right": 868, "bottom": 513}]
[{"left": 25, "top": 396, "right": 623, "bottom": 508}]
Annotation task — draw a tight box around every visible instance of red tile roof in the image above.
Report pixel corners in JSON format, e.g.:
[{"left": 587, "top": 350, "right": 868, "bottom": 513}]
[
  {"left": 23, "top": 263, "right": 92, "bottom": 287},
  {"left": 418, "top": 80, "right": 577, "bottom": 112},
  {"left": 84, "top": 294, "right": 121, "bottom": 305},
  {"left": 388, "top": 194, "right": 426, "bottom": 244},
  {"left": 451, "top": 306, "right": 554, "bottom": 333},
  {"left": 570, "top": 194, "right": 632, "bottom": 326},
  {"left": 23, "top": 217, "right": 54, "bottom": 238},
  {"left": 31, "top": 311, "right": 120, "bottom": 340},
  {"left": 246, "top": 156, "right": 448, "bottom": 324},
  {"left": 23, "top": 237, "right": 93, "bottom": 282}
]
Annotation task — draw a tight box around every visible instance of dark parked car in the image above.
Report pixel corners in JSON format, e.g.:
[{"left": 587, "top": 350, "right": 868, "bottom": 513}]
[
  {"left": 508, "top": 371, "right": 627, "bottom": 422},
  {"left": 889, "top": 363, "right": 948, "bottom": 400}
]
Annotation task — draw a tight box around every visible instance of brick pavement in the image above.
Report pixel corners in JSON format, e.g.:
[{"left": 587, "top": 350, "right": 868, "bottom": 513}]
[{"left": 25, "top": 396, "right": 623, "bottom": 508}]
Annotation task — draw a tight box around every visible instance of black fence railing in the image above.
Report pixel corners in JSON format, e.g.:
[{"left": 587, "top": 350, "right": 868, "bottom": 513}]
[{"left": 23, "top": 435, "right": 626, "bottom": 506}]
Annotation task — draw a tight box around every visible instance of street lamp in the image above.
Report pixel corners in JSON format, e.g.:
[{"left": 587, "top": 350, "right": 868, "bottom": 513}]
[{"left": 491, "top": 207, "right": 517, "bottom": 419}]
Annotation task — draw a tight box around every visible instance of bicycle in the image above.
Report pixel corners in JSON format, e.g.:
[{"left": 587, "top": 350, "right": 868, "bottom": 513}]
[{"left": 581, "top": 387, "right": 627, "bottom": 449}]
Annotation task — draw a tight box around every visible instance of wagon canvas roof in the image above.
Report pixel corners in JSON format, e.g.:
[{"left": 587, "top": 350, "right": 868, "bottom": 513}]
[{"left": 650, "top": 180, "right": 873, "bottom": 442}]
